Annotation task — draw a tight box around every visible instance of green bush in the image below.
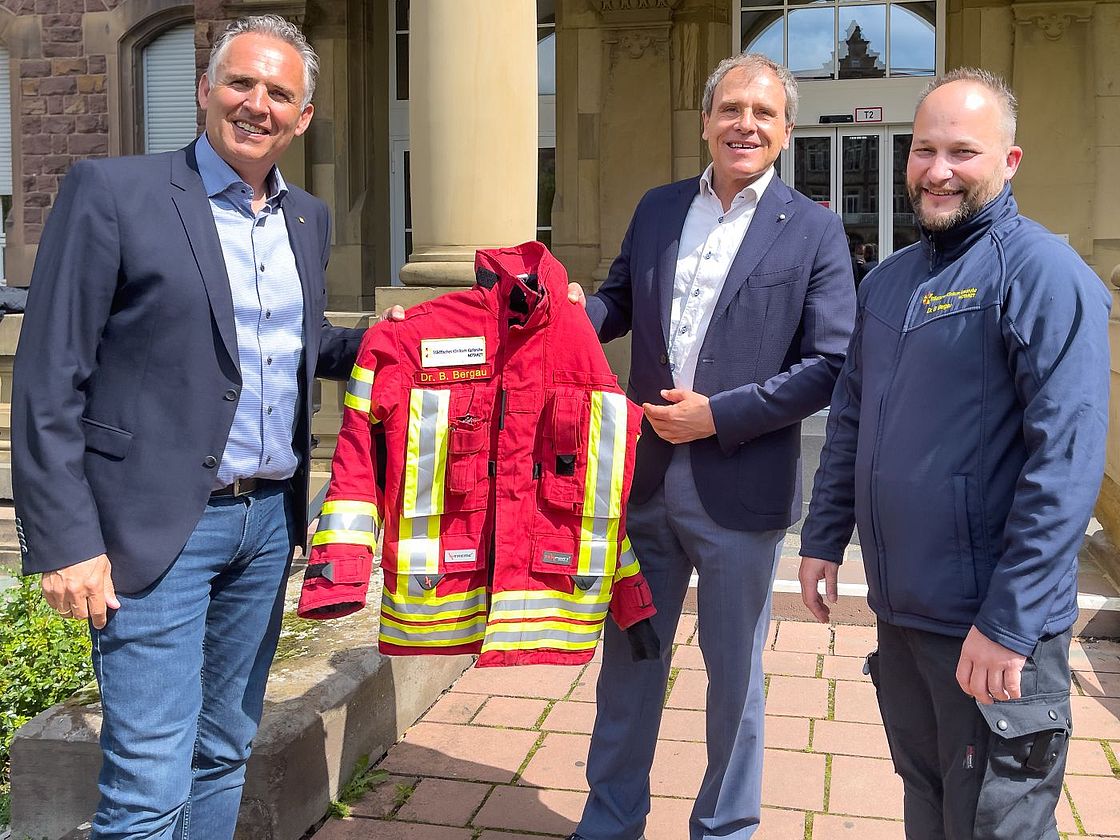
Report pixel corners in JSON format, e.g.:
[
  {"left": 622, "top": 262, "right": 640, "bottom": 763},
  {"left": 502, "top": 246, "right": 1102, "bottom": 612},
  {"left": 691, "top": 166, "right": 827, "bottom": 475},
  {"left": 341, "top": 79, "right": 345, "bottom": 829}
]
[{"left": 0, "top": 576, "right": 94, "bottom": 824}]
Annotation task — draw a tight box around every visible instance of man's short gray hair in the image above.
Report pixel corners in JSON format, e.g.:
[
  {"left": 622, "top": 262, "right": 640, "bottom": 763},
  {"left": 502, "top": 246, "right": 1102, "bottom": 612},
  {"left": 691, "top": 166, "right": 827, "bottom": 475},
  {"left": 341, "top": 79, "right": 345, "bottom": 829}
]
[
  {"left": 701, "top": 53, "right": 799, "bottom": 125},
  {"left": 208, "top": 15, "right": 319, "bottom": 109},
  {"left": 916, "top": 67, "right": 1018, "bottom": 146}
]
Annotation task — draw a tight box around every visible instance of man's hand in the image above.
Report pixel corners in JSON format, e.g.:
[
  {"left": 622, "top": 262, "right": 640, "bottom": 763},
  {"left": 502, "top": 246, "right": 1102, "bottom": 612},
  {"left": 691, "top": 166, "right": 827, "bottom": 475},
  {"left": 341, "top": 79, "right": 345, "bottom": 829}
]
[
  {"left": 642, "top": 389, "right": 715, "bottom": 444},
  {"left": 380, "top": 305, "right": 406, "bottom": 322},
  {"left": 798, "top": 556, "right": 839, "bottom": 623},
  {"left": 955, "top": 625, "right": 1028, "bottom": 705},
  {"left": 567, "top": 282, "right": 586, "bottom": 308},
  {"left": 40, "top": 554, "right": 120, "bottom": 629}
]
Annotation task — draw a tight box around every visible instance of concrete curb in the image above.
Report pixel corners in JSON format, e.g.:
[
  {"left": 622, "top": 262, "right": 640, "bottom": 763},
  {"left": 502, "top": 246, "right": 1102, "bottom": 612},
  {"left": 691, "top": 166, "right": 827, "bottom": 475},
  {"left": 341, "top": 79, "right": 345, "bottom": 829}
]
[{"left": 10, "top": 572, "right": 472, "bottom": 840}]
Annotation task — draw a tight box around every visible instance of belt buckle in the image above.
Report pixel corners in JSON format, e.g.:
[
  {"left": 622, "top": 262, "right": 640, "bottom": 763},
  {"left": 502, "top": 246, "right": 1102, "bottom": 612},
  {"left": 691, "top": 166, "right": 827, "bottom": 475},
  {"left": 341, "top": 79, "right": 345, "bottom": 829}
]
[{"left": 231, "top": 478, "right": 256, "bottom": 497}]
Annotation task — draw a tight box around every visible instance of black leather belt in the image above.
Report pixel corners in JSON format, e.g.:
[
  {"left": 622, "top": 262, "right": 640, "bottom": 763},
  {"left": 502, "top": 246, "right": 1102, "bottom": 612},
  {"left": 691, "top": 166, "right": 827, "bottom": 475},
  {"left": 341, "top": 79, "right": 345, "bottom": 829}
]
[{"left": 210, "top": 477, "right": 283, "bottom": 498}]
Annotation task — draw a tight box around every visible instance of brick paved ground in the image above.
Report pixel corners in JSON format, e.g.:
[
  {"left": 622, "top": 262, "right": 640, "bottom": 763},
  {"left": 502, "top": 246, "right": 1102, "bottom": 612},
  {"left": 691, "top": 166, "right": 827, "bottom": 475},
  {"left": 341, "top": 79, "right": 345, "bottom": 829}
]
[{"left": 311, "top": 618, "right": 1120, "bottom": 840}]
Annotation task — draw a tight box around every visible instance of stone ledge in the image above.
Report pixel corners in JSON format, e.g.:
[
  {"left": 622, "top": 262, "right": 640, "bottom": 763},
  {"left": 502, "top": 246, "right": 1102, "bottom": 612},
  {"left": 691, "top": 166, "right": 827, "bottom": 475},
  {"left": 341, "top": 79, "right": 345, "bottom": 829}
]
[{"left": 10, "top": 571, "right": 473, "bottom": 840}]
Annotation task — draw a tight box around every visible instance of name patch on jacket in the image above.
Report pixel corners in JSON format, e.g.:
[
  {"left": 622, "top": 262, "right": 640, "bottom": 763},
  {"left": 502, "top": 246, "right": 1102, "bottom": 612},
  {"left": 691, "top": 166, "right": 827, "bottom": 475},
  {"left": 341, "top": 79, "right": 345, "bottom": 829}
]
[
  {"left": 414, "top": 364, "right": 493, "bottom": 384},
  {"left": 421, "top": 336, "right": 486, "bottom": 367},
  {"left": 921, "top": 287, "right": 977, "bottom": 315}
]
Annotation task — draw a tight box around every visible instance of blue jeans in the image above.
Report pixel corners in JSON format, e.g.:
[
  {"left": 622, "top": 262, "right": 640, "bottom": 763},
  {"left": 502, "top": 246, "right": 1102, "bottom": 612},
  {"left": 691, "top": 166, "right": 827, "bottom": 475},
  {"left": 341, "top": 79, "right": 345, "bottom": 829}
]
[{"left": 90, "top": 484, "right": 294, "bottom": 840}]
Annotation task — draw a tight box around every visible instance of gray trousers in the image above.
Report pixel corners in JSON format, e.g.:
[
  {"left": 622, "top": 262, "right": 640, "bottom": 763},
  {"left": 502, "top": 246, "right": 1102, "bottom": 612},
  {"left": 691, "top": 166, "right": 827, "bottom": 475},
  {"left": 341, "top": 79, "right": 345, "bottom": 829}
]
[
  {"left": 576, "top": 446, "right": 784, "bottom": 840},
  {"left": 872, "top": 620, "right": 1072, "bottom": 840}
]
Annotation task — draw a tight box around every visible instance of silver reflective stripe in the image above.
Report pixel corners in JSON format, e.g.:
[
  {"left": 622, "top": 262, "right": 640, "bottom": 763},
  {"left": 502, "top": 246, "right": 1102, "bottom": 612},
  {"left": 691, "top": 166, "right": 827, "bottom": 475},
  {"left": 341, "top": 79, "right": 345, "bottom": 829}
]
[
  {"left": 399, "top": 514, "right": 439, "bottom": 575},
  {"left": 317, "top": 512, "right": 377, "bottom": 534},
  {"left": 347, "top": 377, "right": 373, "bottom": 402},
  {"left": 489, "top": 590, "right": 608, "bottom": 617},
  {"left": 385, "top": 589, "right": 488, "bottom": 617},
  {"left": 484, "top": 625, "right": 604, "bottom": 646},
  {"left": 580, "top": 391, "right": 626, "bottom": 576},
  {"left": 412, "top": 389, "right": 448, "bottom": 516},
  {"left": 380, "top": 621, "right": 483, "bottom": 644}
]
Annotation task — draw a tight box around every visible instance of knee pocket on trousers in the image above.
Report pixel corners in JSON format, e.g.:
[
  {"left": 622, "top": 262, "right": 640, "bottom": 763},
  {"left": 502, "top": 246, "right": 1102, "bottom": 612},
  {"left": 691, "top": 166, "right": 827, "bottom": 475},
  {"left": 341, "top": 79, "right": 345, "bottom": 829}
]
[
  {"left": 972, "top": 692, "right": 1070, "bottom": 840},
  {"left": 977, "top": 691, "right": 1071, "bottom": 777}
]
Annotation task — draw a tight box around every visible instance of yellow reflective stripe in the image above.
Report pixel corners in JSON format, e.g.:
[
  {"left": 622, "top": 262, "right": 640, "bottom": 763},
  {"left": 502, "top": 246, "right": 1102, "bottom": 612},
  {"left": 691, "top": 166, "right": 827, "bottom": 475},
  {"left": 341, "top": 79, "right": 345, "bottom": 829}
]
[
  {"left": 490, "top": 588, "right": 612, "bottom": 609},
  {"left": 482, "top": 619, "right": 604, "bottom": 652},
  {"left": 379, "top": 611, "right": 487, "bottom": 646},
  {"left": 381, "top": 585, "right": 488, "bottom": 620},
  {"left": 577, "top": 391, "right": 627, "bottom": 577},
  {"left": 344, "top": 364, "right": 375, "bottom": 414},
  {"left": 395, "top": 511, "right": 441, "bottom": 576},
  {"left": 615, "top": 537, "right": 640, "bottom": 580},
  {"left": 380, "top": 612, "right": 484, "bottom": 633},
  {"left": 402, "top": 389, "right": 450, "bottom": 517},
  {"left": 311, "top": 529, "right": 378, "bottom": 548},
  {"left": 318, "top": 499, "right": 381, "bottom": 534}
]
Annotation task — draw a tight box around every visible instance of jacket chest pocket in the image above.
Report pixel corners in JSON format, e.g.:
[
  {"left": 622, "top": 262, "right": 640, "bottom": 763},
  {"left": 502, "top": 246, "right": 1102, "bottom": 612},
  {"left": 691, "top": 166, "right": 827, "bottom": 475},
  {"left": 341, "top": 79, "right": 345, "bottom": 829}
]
[{"left": 532, "top": 375, "right": 641, "bottom": 580}]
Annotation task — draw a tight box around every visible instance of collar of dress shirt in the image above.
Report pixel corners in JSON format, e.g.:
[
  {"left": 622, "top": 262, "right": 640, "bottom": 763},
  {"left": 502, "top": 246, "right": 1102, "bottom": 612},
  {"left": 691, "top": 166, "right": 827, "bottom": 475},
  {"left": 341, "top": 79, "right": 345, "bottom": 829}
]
[
  {"left": 195, "top": 131, "right": 288, "bottom": 204},
  {"left": 697, "top": 162, "right": 776, "bottom": 211}
]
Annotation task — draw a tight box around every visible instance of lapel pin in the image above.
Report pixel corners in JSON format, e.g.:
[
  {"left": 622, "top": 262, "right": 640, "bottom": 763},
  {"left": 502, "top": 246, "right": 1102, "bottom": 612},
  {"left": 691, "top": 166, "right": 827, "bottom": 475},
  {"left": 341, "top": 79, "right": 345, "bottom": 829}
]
[
  {"left": 298, "top": 216, "right": 305, "bottom": 224},
  {"left": 778, "top": 213, "right": 786, "bottom": 221}
]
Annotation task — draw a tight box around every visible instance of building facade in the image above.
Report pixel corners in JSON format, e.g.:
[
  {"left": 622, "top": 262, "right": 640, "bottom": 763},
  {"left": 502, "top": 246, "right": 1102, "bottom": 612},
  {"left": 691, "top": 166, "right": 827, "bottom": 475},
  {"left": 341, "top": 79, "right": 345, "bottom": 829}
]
[{"left": 1, "top": 0, "right": 1118, "bottom": 530}]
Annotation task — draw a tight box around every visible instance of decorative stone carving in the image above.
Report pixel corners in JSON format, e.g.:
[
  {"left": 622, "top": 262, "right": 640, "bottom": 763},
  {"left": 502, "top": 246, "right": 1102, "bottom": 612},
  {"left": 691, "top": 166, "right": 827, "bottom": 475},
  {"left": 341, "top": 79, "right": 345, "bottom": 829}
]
[
  {"left": 1012, "top": 2, "right": 1093, "bottom": 41},
  {"left": 593, "top": 0, "right": 684, "bottom": 11},
  {"left": 603, "top": 27, "right": 670, "bottom": 69}
]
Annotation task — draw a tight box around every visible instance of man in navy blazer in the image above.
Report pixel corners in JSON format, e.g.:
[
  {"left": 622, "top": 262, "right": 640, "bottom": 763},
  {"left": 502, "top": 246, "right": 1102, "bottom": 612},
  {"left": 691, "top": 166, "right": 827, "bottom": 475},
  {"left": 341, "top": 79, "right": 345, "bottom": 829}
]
[
  {"left": 567, "top": 55, "right": 856, "bottom": 840},
  {"left": 12, "top": 16, "right": 361, "bottom": 838}
]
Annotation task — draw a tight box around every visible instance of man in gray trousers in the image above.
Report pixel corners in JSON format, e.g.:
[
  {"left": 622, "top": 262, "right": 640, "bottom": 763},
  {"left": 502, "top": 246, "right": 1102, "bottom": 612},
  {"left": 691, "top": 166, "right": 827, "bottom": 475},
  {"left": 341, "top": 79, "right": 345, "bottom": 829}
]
[{"left": 565, "top": 53, "right": 855, "bottom": 840}]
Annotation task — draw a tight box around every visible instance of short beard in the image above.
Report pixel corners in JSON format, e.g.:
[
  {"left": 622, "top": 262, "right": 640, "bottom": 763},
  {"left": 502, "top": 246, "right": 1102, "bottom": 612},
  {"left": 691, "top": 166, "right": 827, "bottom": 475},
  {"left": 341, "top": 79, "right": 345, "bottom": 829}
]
[
  {"left": 908, "top": 170, "right": 1011, "bottom": 233},
  {"left": 908, "top": 185, "right": 987, "bottom": 232}
]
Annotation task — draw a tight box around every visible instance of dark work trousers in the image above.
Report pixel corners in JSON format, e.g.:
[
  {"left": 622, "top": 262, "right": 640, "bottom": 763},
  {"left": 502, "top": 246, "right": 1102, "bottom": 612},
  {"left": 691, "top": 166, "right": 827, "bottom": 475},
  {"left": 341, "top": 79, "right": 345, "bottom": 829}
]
[{"left": 870, "top": 620, "right": 1072, "bottom": 840}]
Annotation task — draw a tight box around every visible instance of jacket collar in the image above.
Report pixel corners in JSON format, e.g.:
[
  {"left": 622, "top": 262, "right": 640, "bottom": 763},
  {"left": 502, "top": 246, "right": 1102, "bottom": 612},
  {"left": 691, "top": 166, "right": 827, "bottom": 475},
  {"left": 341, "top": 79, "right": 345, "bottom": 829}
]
[
  {"left": 919, "top": 184, "right": 1018, "bottom": 268},
  {"left": 474, "top": 241, "right": 567, "bottom": 331}
]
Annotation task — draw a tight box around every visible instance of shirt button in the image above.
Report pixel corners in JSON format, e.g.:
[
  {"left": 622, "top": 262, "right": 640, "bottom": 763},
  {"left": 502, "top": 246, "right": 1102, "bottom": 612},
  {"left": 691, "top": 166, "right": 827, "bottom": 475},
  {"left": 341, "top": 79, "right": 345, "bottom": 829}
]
[
  {"left": 692, "top": 288, "right": 701, "bottom": 297},
  {"left": 203, "top": 455, "right": 218, "bottom": 468},
  {"left": 267, "top": 406, "right": 274, "bottom": 415},
  {"left": 679, "top": 326, "right": 688, "bottom": 334},
  {"left": 265, "top": 310, "right": 271, "bottom": 319},
  {"left": 996, "top": 719, "right": 1008, "bottom": 731},
  {"left": 266, "top": 357, "right": 273, "bottom": 365},
  {"left": 223, "top": 389, "right": 238, "bottom": 401},
  {"left": 266, "top": 456, "right": 272, "bottom": 464},
  {"left": 704, "top": 252, "right": 712, "bottom": 259},
  {"left": 259, "top": 263, "right": 265, "bottom": 272},
  {"left": 717, "top": 216, "right": 724, "bottom": 223}
]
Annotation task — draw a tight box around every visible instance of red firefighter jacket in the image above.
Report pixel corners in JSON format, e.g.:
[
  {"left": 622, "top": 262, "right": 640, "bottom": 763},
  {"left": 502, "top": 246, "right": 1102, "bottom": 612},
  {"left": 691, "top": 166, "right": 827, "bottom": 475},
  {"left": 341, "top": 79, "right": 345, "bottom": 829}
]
[{"left": 298, "top": 242, "right": 656, "bottom": 666}]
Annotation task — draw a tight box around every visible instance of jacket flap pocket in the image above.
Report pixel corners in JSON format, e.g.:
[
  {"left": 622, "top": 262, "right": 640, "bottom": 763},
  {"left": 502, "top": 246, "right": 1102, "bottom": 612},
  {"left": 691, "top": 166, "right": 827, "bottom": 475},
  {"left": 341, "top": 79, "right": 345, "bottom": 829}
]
[
  {"left": 80, "top": 417, "right": 133, "bottom": 460},
  {"left": 553, "top": 369, "right": 618, "bottom": 389},
  {"left": 746, "top": 265, "right": 803, "bottom": 288},
  {"left": 551, "top": 393, "right": 583, "bottom": 455},
  {"left": 978, "top": 691, "right": 1071, "bottom": 740}
]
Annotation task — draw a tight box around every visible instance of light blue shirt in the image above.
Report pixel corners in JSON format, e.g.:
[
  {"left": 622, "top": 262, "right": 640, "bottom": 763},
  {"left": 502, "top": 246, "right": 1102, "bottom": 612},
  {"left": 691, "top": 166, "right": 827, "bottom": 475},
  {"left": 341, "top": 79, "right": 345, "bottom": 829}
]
[{"left": 195, "top": 132, "right": 305, "bottom": 488}]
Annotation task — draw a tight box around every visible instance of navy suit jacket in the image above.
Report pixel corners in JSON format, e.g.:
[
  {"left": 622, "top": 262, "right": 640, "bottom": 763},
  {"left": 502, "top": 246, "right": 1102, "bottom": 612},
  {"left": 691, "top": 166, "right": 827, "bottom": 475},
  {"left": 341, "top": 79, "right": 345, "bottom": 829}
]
[
  {"left": 12, "top": 140, "right": 363, "bottom": 593},
  {"left": 588, "top": 175, "right": 855, "bottom": 531}
]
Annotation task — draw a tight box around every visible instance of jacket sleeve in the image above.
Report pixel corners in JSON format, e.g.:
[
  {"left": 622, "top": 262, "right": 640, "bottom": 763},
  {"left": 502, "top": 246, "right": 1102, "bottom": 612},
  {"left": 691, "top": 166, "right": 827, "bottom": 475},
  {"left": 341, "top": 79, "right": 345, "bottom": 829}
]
[
  {"left": 709, "top": 211, "right": 856, "bottom": 451},
  {"left": 973, "top": 251, "right": 1111, "bottom": 655},
  {"left": 12, "top": 160, "right": 120, "bottom": 574},
  {"left": 298, "top": 324, "right": 397, "bottom": 619},
  {"left": 799, "top": 299, "right": 866, "bottom": 564}
]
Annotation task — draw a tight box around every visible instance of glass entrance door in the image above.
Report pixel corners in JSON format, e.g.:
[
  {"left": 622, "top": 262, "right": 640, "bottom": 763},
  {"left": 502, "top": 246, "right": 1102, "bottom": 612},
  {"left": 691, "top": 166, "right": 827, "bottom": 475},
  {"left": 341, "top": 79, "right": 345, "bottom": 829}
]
[{"left": 782, "top": 126, "right": 917, "bottom": 261}]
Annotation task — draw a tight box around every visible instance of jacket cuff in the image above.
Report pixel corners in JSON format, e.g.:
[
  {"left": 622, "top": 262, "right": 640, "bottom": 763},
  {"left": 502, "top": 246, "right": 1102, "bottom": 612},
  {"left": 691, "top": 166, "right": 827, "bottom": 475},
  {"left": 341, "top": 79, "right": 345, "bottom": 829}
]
[
  {"left": 297, "top": 555, "right": 372, "bottom": 620},
  {"left": 609, "top": 573, "right": 657, "bottom": 630}
]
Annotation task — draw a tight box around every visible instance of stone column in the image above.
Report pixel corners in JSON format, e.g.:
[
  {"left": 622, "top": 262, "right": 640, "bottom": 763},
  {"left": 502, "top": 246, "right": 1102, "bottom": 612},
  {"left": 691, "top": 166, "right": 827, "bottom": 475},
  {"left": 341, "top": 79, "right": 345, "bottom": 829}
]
[{"left": 400, "top": 0, "right": 538, "bottom": 287}]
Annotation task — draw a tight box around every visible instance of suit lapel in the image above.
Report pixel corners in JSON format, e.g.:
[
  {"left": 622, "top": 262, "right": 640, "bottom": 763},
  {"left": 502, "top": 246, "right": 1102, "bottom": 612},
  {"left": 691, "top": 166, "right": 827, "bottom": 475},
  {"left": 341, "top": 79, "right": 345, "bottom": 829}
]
[
  {"left": 711, "top": 176, "right": 797, "bottom": 320},
  {"left": 170, "top": 142, "right": 238, "bottom": 367},
  {"left": 657, "top": 179, "right": 701, "bottom": 349}
]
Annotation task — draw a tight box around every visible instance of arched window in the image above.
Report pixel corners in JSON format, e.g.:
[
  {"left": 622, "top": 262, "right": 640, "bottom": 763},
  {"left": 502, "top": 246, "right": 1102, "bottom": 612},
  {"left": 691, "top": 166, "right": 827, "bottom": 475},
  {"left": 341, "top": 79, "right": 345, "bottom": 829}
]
[{"left": 141, "top": 23, "right": 197, "bottom": 153}]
